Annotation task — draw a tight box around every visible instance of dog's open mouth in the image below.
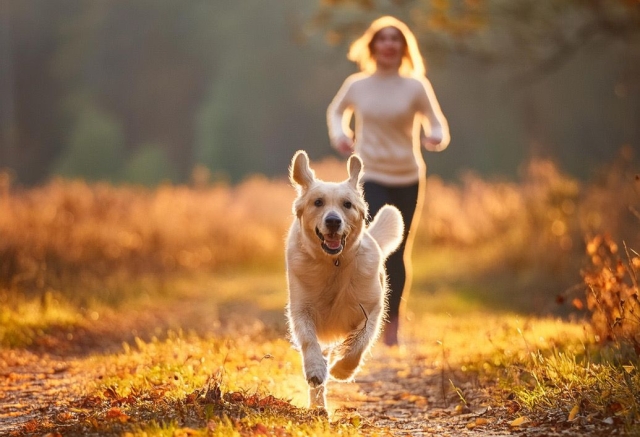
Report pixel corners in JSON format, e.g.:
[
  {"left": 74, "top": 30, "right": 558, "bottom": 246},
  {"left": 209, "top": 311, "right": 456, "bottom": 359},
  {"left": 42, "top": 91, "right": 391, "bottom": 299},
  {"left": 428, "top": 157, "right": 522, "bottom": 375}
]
[{"left": 315, "top": 227, "right": 346, "bottom": 255}]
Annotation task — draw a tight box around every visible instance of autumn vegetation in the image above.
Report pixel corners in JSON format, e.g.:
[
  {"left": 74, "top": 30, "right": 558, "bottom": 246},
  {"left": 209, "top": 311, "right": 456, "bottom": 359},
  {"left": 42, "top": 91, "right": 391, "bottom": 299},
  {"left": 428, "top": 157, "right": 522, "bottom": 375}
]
[{"left": 1, "top": 150, "right": 639, "bottom": 435}]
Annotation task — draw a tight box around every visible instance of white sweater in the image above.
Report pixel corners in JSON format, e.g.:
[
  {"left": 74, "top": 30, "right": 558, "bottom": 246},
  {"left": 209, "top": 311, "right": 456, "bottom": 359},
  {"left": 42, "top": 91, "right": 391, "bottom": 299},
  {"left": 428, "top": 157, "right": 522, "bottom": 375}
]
[{"left": 327, "top": 71, "right": 450, "bottom": 185}]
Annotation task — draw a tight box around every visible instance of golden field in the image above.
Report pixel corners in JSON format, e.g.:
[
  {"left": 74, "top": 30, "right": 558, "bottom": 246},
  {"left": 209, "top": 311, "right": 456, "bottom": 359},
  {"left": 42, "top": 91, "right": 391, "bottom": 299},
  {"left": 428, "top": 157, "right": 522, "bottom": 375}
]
[{"left": 1, "top": 150, "right": 639, "bottom": 436}]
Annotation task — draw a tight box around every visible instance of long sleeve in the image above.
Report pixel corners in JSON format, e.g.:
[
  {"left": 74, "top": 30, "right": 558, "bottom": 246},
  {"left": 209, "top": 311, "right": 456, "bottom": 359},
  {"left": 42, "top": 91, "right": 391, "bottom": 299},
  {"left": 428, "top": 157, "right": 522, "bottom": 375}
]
[
  {"left": 327, "top": 76, "right": 356, "bottom": 149},
  {"left": 417, "top": 77, "right": 450, "bottom": 151}
]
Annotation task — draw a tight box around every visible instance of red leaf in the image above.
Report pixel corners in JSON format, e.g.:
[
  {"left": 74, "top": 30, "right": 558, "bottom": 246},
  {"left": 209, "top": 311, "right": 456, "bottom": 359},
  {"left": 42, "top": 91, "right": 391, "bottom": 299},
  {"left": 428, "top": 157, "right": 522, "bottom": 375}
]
[
  {"left": 105, "top": 407, "right": 129, "bottom": 422},
  {"left": 572, "top": 298, "right": 584, "bottom": 310}
]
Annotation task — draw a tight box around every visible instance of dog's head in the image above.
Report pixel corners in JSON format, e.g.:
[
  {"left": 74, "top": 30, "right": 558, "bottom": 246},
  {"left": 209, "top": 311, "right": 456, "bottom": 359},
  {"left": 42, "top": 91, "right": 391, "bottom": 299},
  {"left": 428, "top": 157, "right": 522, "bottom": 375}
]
[{"left": 289, "top": 150, "right": 367, "bottom": 257}]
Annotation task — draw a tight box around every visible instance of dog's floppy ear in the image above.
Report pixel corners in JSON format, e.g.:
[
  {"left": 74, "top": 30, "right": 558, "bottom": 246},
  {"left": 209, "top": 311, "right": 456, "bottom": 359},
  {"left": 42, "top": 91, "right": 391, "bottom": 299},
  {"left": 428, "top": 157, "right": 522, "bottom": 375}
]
[
  {"left": 347, "top": 154, "right": 363, "bottom": 190},
  {"left": 290, "top": 150, "right": 315, "bottom": 190}
]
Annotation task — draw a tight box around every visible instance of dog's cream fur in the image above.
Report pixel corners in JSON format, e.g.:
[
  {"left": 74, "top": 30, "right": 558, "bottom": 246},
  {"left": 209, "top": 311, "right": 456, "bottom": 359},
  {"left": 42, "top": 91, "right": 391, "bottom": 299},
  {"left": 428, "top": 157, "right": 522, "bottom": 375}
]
[{"left": 285, "top": 150, "right": 404, "bottom": 409}]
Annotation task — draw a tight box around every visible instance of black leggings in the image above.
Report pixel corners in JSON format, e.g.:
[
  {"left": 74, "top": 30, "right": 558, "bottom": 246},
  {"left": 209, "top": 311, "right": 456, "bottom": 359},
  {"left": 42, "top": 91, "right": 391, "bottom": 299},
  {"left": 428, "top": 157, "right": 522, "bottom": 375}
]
[{"left": 363, "top": 181, "right": 420, "bottom": 321}]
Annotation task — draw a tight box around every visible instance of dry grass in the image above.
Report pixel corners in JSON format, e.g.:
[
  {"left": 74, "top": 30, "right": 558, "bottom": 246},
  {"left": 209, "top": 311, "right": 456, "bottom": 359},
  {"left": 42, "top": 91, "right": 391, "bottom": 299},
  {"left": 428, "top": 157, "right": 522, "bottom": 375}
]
[
  {"left": 0, "top": 175, "right": 293, "bottom": 298},
  {"left": 1, "top": 149, "right": 638, "bottom": 339},
  {"left": 2, "top": 151, "right": 637, "bottom": 301},
  {"left": 582, "top": 234, "right": 640, "bottom": 355}
]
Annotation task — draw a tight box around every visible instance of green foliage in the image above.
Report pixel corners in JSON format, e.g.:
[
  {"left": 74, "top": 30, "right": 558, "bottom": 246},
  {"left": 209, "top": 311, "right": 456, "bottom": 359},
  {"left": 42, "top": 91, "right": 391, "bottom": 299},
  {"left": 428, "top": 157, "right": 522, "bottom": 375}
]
[
  {"left": 54, "top": 105, "right": 125, "bottom": 182},
  {"left": 122, "top": 144, "right": 179, "bottom": 186},
  {"left": 193, "top": 0, "right": 326, "bottom": 182}
]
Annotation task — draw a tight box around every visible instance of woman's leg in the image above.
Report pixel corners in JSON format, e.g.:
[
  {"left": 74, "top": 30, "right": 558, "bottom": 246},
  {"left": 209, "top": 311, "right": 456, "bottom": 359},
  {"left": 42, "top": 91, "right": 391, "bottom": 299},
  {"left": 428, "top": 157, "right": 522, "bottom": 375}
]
[
  {"left": 362, "top": 181, "right": 388, "bottom": 223},
  {"left": 363, "top": 182, "right": 420, "bottom": 346}
]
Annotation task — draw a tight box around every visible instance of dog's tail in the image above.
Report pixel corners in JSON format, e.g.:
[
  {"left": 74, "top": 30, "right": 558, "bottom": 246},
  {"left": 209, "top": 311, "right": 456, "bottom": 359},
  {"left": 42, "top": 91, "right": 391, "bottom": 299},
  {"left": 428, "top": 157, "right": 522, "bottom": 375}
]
[{"left": 367, "top": 205, "right": 404, "bottom": 259}]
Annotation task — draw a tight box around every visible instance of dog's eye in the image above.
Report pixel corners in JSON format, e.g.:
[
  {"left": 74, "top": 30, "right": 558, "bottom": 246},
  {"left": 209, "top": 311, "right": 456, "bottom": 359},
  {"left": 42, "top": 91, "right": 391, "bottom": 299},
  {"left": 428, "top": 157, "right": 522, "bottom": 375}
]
[
  {"left": 343, "top": 201, "right": 352, "bottom": 209},
  {"left": 314, "top": 198, "right": 324, "bottom": 207}
]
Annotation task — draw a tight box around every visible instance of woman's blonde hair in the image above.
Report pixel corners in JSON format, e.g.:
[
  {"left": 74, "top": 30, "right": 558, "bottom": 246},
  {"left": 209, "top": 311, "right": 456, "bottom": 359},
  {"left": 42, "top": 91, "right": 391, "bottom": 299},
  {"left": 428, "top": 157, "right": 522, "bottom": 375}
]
[{"left": 347, "top": 16, "right": 426, "bottom": 77}]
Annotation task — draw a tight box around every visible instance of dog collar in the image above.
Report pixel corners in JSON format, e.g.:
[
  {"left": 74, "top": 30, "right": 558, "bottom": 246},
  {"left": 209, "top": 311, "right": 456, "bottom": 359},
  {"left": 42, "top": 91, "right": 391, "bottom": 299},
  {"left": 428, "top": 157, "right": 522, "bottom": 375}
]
[{"left": 333, "top": 240, "right": 362, "bottom": 267}]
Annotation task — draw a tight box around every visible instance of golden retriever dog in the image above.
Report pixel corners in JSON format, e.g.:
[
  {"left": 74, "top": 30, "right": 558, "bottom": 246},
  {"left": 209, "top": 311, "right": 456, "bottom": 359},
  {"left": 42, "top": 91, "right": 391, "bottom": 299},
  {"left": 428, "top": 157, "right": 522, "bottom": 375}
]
[{"left": 285, "top": 150, "right": 404, "bottom": 409}]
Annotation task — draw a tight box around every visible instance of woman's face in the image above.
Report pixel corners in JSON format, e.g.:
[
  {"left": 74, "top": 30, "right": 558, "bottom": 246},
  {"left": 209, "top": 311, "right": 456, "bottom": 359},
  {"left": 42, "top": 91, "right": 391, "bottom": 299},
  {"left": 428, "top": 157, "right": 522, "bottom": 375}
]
[{"left": 371, "top": 26, "right": 406, "bottom": 70}]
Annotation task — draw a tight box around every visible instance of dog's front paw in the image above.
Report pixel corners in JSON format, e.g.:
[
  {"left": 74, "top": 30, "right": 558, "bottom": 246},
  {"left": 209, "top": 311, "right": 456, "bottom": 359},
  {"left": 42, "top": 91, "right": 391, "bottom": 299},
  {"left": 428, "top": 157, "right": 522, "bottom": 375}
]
[
  {"left": 308, "top": 374, "right": 324, "bottom": 387},
  {"left": 304, "top": 357, "right": 328, "bottom": 387},
  {"left": 305, "top": 365, "right": 328, "bottom": 387}
]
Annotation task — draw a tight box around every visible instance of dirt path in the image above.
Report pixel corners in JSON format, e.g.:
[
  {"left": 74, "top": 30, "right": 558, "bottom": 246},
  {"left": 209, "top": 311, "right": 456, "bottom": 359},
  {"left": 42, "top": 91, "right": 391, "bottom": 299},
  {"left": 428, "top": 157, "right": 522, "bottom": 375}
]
[
  {"left": 328, "top": 355, "right": 503, "bottom": 436},
  {"left": 326, "top": 345, "right": 614, "bottom": 437},
  {"left": 0, "top": 296, "right": 622, "bottom": 437}
]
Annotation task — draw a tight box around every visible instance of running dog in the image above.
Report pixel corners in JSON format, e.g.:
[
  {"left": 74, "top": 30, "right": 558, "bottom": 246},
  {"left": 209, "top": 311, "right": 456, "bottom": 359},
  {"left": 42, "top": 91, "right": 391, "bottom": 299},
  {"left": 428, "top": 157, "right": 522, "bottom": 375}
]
[{"left": 285, "top": 150, "right": 403, "bottom": 409}]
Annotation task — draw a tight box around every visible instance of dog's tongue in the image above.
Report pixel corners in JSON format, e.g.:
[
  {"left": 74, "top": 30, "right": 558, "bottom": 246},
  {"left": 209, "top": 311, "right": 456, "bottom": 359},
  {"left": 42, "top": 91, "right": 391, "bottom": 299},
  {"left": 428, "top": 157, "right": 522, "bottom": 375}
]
[{"left": 324, "top": 236, "right": 342, "bottom": 250}]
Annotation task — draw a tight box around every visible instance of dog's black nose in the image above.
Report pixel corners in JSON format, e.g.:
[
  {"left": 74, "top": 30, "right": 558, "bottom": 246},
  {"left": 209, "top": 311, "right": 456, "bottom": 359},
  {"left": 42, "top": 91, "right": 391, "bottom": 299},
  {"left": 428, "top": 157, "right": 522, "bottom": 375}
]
[{"left": 325, "top": 214, "right": 342, "bottom": 232}]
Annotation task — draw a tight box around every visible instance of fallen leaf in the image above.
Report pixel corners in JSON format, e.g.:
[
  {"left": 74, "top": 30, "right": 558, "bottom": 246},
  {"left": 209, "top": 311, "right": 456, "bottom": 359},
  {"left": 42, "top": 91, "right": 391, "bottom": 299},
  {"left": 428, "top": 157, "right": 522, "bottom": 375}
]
[
  {"left": 55, "top": 412, "right": 74, "bottom": 422},
  {"left": 475, "top": 417, "right": 489, "bottom": 425},
  {"left": 251, "top": 423, "right": 269, "bottom": 435},
  {"left": 509, "top": 416, "right": 530, "bottom": 427},
  {"left": 608, "top": 402, "right": 624, "bottom": 414},
  {"left": 568, "top": 404, "right": 579, "bottom": 421},
  {"left": 454, "top": 403, "right": 470, "bottom": 414},
  {"left": 105, "top": 407, "right": 129, "bottom": 422},
  {"left": 23, "top": 420, "right": 39, "bottom": 432},
  {"left": 571, "top": 298, "right": 584, "bottom": 310},
  {"left": 350, "top": 414, "right": 362, "bottom": 427},
  {"left": 103, "top": 387, "right": 118, "bottom": 399},
  {"left": 396, "top": 369, "right": 410, "bottom": 378}
]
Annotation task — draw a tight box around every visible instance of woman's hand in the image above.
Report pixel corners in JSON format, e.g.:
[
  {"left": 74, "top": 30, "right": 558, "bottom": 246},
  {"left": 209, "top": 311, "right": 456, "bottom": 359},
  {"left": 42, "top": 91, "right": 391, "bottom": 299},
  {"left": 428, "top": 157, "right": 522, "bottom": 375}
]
[
  {"left": 421, "top": 134, "right": 444, "bottom": 152},
  {"left": 335, "top": 135, "right": 355, "bottom": 157}
]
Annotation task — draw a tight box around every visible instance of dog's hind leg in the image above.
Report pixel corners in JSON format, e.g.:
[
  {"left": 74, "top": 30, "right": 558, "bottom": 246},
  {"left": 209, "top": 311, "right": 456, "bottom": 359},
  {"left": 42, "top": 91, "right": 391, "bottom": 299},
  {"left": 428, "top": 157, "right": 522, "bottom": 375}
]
[
  {"left": 329, "top": 304, "right": 382, "bottom": 381},
  {"left": 329, "top": 335, "right": 366, "bottom": 380}
]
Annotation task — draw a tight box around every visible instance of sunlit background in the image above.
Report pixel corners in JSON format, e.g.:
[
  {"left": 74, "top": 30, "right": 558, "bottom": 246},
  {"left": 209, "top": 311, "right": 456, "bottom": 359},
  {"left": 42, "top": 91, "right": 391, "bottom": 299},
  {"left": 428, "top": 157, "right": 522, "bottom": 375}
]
[
  {"left": 2, "top": 3, "right": 640, "bottom": 435},
  {"left": 1, "top": 0, "right": 638, "bottom": 185}
]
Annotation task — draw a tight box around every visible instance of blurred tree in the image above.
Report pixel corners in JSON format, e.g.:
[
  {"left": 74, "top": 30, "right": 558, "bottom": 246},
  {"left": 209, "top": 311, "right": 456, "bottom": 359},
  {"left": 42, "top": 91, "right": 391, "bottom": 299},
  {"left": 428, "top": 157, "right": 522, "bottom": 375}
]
[
  {"left": 0, "top": 0, "right": 76, "bottom": 184},
  {"left": 311, "top": 0, "right": 640, "bottom": 84},
  {"left": 53, "top": 0, "right": 217, "bottom": 181},
  {"left": 2, "top": 0, "right": 636, "bottom": 185},
  {"left": 194, "top": 0, "right": 336, "bottom": 182},
  {"left": 309, "top": 0, "right": 640, "bottom": 177},
  {"left": 122, "top": 143, "right": 178, "bottom": 186},
  {"left": 3, "top": 0, "right": 339, "bottom": 185},
  {"left": 53, "top": 102, "right": 125, "bottom": 182}
]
